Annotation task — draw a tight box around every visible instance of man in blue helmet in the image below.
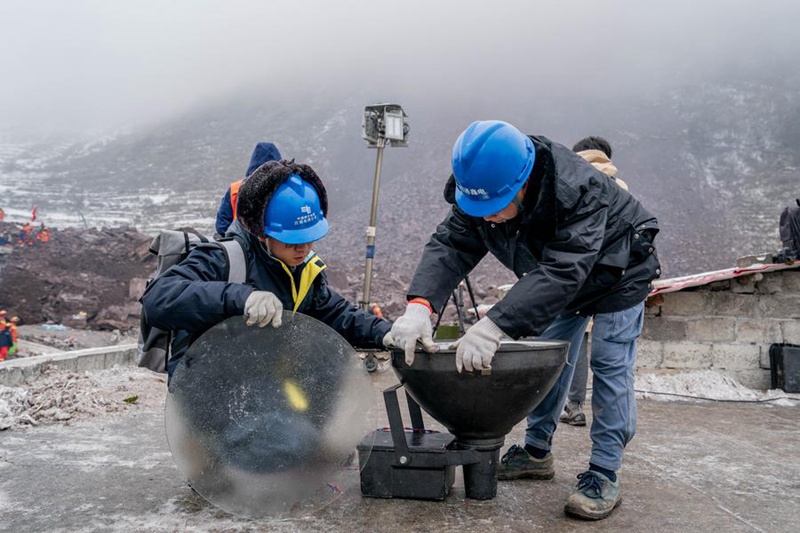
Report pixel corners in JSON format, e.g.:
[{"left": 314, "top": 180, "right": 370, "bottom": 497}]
[
  {"left": 391, "top": 121, "right": 660, "bottom": 520},
  {"left": 143, "top": 159, "right": 392, "bottom": 378},
  {"left": 214, "top": 142, "right": 282, "bottom": 238}
]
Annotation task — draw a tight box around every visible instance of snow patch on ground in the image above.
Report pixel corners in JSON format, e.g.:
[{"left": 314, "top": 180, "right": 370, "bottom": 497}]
[
  {"left": 3, "top": 364, "right": 797, "bottom": 434},
  {"left": 635, "top": 370, "right": 799, "bottom": 405}
]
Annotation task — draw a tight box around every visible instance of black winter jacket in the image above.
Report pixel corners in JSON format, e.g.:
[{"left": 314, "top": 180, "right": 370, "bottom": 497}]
[
  {"left": 141, "top": 221, "right": 391, "bottom": 375},
  {"left": 407, "top": 135, "right": 660, "bottom": 338}
]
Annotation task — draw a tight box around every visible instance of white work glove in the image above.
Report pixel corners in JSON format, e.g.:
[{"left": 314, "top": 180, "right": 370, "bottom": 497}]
[
  {"left": 382, "top": 332, "right": 395, "bottom": 348},
  {"left": 450, "top": 316, "right": 506, "bottom": 373},
  {"left": 390, "top": 302, "right": 439, "bottom": 366},
  {"left": 243, "top": 291, "right": 283, "bottom": 328}
]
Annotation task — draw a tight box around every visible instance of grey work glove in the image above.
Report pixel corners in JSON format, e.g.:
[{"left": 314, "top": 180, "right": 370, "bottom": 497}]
[
  {"left": 244, "top": 291, "right": 283, "bottom": 328},
  {"left": 390, "top": 302, "right": 439, "bottom": 366},
  {"left": 450, "top": 316, "right": 506, "bottom": 373}
]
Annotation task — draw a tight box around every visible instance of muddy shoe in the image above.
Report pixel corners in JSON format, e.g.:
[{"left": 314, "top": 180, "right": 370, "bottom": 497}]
[
  {"left": 564, "top": 470, "right": 621, "bottom": 520},
  {"left": 559, "top": 401, "right": 587, "bottom": 426},
  {"left": 497, "top": 444, "right": 554, "bottom": 480}
]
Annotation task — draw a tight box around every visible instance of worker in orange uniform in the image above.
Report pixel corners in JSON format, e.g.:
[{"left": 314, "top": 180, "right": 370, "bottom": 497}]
[
  {"left": 215, "top": 143, "right": 282, "bottom": 238},
  {"left": 8, "top": 316, "right": 19, "bottom": 357},
  {"left": 19, "top": 222, "right": 34, "bottom": 246},
  {"left": 37, "top": 224, "right": 51, "bottom": 244},
  {"left": 0, "top": 322, "right": 10, "bottom": 361}
]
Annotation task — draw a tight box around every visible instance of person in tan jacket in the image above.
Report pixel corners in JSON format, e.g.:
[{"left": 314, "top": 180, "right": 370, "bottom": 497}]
[
  {"left": 560, "top": 136, "right": 632, "bottom": 430},
  {"left": 573, "top": 136, "right": 628, "bottom": 190}
]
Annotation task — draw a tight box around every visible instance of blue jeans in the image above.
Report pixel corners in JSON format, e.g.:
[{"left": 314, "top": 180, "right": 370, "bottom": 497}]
[
  {"left": 566, "top": 330, "right": 589, "bottom": 404},
  {"left": 525, "top": 302, "right": 644, "bottom": 472}
]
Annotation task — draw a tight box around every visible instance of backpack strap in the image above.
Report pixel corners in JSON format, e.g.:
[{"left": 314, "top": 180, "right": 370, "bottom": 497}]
[{"left": 217, "top": 238, "right": 247, "bottom": 283}]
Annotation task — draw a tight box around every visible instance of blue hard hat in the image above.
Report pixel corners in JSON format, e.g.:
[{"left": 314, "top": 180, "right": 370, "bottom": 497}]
[
  {"left": 451, "top": 120, "right": 535, "bottom": 217},
  {"left": 264, "top": 175, "right": 329, "bottom": 244}
]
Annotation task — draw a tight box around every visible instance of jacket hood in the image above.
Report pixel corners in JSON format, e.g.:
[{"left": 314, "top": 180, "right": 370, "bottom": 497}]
[
  {"left": 246, "top": 142, "right": 282, "bottom": 176},
  {"left": 236, "top": 160, "right": 328, "bottom": 237},
  {"left": 576, "top": 149, "right": 618, "bottom": 178}
]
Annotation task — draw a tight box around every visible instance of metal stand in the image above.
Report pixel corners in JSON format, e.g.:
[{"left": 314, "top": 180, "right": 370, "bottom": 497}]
[
  {"left": 358, "top": 104, "right": 408, "bottom": 371},
  {"left": 359, "top": 137, "right": 385, "bottom": 312},
  {"left": 357, "top": 383, "right": 500, "bottom": 500},
  {"left": 433, "top": 275, "right": 480, "bottom": 337},
  {"left": 358, "top": 138, "right": 386, "bottom": 373}
]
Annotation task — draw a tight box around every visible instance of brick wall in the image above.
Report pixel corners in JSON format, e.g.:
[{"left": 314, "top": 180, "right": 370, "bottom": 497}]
[{"left": 640, "top": 268, "right": 800, "bottom": 388}]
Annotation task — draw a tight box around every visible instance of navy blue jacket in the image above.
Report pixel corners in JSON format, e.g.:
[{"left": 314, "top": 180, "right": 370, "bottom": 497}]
[
  {"left": 141, "top": 221, "right": 391, "bottom": 375},
  {"left": 408, "top": 135, "right": 660, "bottom": 338},
  {"left": 215, "top": 143, "right": 282, "bottom": 235}
]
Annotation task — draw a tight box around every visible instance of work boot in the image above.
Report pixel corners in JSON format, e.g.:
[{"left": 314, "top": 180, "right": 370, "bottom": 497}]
[
  {"left": 496, "top": 444, "right": 554, "bottom": 480},
  {"left": 559, "top": 401, "right": 587, "bottom": 426},
  {"left": 564, "top": 470, "right": 622, "bottom": 520}
]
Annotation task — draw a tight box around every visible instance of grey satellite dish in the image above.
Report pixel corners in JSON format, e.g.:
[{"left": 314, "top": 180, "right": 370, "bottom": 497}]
[{"left": 165, "top": 313, "right": 376, "bottom": 518}]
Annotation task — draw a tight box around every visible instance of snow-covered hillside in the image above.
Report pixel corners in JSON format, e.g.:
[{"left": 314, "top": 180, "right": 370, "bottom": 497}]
[{"left": 1, "top": 82, "right": 798, "bottom": 296}]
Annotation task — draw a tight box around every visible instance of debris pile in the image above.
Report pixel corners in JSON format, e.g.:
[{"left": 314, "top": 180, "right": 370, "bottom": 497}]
[
  {"left": 0, "top": 223, "right": 153, "bottom": 331},
  {"left": 0, "top": 364, "right": 166, "bottom": 430},
  {"left": 0, "top": 219, "right": 509, "bottom": 329}
]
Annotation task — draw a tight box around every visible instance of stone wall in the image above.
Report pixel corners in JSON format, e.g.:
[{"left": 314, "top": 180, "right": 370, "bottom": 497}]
[
  {"left": 639, "top": 268, "right": 800, "bottom": 389},
  {"left": 0, "top": 344, "right": 138, "bottom": 387}
]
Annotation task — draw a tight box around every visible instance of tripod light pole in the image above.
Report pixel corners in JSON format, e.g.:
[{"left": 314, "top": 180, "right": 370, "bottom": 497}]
[
  {"left": 362, "top": 136, "right": 385, "bottom": 312},
  {"left": 360, "top": 104, "right": 409, "bottom": 311}
]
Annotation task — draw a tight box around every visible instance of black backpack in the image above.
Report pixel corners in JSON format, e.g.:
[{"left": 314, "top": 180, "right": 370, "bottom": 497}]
[
  {"left": 137, "top": 230, "right": 247, "bottom": 373},
  {"left": 779, "top": 200, "right": 800, "bottom": 255}
]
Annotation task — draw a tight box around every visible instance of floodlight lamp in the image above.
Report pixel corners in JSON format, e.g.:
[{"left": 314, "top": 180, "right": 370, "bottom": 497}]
[
  {"left": 362, "top": 103, "right": 409, "bottom": 147},
  {"left": 384, "top": 110, "right": 405, "bottom": 141}
]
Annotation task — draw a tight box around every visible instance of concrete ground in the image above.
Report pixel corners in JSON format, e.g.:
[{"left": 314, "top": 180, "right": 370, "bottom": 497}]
[{"left": 1, "top": 367, "right": 799, "bottom": 533}]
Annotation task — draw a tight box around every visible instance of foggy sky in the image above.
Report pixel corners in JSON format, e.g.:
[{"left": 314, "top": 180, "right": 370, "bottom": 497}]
[{"left": 1, "top": 0, "right": 799, "bottom": 135}]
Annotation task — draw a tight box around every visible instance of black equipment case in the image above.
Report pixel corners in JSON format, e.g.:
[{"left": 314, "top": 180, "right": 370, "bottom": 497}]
[{"left": 769, "top": 343, "right": 800, "bottom": 393}]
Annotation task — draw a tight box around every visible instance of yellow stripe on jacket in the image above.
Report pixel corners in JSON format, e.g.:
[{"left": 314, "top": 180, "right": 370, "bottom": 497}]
[{"left": 277, "top": 253, "right": 328, "bottom": 312}]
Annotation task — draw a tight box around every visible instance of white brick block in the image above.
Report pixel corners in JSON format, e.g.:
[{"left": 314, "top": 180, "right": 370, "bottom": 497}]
[
  {"left": 735, "top": 320, "right": 783, "bottom": 344},
  {"left": 755, "top": 273, "right": 782, "bottom": 295},
  {"left": 782, "top": 270, "right": 800, "bottom": 292},
  {"left": 761, "top": 295, "right": 800, "bottom": 319},
  {"left": 635, "top": 340, "right": 664, "bottom": 369},
  {"left": 711, "top": 344, "right": 761, "bottom": 370},
  {"left": 661, "top": 341, "right": 713, "bottom": 369},
  {"left": 660, "top": 292, "right": 710, "bottom": 316},
  {"left": 782, "top": 319, "right": 800, "bottom": 344},
  {"left": 711, "top": 293, "right": 761, "bottom": 318},
  {"left": 686, "top": 318, "right": 735, "bottom": 342}
]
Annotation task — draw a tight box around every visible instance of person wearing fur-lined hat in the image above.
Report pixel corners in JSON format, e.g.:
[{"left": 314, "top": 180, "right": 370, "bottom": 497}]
[{"left": 142, "top": 159, "right": 393, "bottom": 377}]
